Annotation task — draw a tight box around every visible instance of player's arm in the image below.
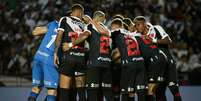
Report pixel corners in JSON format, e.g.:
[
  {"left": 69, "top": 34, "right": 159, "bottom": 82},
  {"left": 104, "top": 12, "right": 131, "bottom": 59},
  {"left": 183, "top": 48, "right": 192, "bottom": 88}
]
[
  {"left": 54, "top": 30, "right": 63, "bottom": 66},
  {"left": 55, "top": 30, "right": 63, "bottom": 54},
  {"left": 62, "top": 30, "right": 91, "bottom": 52},
  {"left": 32, "top": 26, "right": 48, "bottom": 36},
  {"left": 153, "top": 25, "right": 172, "bottom": 45},
  {"left": 156, "top": 37, "right": 172, "bottom": 45},
  {"left": 91, "top": 20, "right": 109, "bottom": 34},
  {"left": 54, "top": 17, "right": 66, "bottom": 66},
  {"left": 111, "top": 48, "right": 121, "bottom": 61}
]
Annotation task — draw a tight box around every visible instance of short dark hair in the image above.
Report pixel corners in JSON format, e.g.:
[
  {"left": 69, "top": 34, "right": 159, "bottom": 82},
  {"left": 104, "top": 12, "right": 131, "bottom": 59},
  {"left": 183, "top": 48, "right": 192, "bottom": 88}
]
[
  {"left": 111, "top": 18, "right": 123, "bottom": 26},
  {"left": 133, "top": 16, "right": 146, "bottom": 22},
  {"left": 113, "top": 14, "right": 124, "bottom": 20},
  {"left": 123, "top": 18, "right": 133, "bottom": 26},
  {"left": 123, "top": 23, "right": 129, "bottom": 30},
  {"left": 71, "top": 4, "right": 84, "bottom": 12}
]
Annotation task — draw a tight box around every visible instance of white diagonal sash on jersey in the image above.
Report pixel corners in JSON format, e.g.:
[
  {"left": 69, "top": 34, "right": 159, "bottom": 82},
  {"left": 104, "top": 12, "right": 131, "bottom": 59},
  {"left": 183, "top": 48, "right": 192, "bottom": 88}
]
[
  {"left": 147, "top": 26, "right": 156, "bottom": 39},
  {"left": 66, "top": 17, "right": 83, "bottom": 35}
]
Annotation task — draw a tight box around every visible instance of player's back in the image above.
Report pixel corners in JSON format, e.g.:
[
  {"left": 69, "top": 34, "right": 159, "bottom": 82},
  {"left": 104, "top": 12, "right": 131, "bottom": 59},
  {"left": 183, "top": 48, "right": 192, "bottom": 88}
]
[
  {"left": 111, "top": 29, "right": 143, "bottom": 65},
  {"left": 34, "top": 20, "right": 58, "bottom": 65}
]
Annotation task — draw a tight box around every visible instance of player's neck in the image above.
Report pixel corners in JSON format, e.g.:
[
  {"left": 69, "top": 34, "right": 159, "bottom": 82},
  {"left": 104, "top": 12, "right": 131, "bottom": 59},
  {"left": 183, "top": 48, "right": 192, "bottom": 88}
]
[
  {"left": 143, "top": 27, "right": 148, "bottom": 35},
  {"left": 71, "top": 15, "right": 81, "bottom": 21}
]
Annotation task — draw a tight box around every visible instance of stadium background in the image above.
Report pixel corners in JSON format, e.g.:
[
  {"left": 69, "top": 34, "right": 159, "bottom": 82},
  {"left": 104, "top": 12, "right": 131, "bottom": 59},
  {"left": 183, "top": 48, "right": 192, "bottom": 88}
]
[{"left": 0, "top": 0, "right": 201, "bottom": 100}]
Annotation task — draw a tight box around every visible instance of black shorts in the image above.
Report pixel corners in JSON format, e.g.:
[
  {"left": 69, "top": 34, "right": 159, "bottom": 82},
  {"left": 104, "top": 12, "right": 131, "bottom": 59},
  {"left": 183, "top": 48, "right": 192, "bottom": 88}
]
[
  {"left": 86, "top": 66, "right": 112, "bottom": 89},
  {"left": 111, "top": 63, "right": 122, "bottom": 92},
  {"left": 147, "top": 53, "right": 167, "bottom": 83},
  {"left": 58, "top": 60, "right": 86, "bottom": 77},
  {"left": 112, "top": 63, "right": 121, "bottom": 85},
  {"left": 160, "top": 49, "right": 179, "bottom": 85},
  {"left": 120, "top": 62, "right": 146, "bottom": 93},
  {"left": 165, "top": 57, "right": 179, "bottom": 85}
]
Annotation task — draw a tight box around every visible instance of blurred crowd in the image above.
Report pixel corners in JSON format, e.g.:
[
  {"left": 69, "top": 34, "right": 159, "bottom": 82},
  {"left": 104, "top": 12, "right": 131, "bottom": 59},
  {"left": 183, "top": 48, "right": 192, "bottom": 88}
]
[{"left": 0, "top": 0, "right": 201, "bottom": 85}]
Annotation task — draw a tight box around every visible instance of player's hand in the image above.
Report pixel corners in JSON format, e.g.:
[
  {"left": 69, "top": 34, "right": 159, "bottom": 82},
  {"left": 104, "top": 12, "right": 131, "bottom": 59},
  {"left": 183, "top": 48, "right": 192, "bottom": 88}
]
[
  {"left": 54, "top": 53, "right": 59, "bottom": 68},
  {"left": 143, "top": 35, "right": 149, "bottom": 40},
  {"left": 82, "top": 15, "right": 92, "bottom": 24},
  {"left": 62, "top": 42, "right": 71, "bottom": 52}
]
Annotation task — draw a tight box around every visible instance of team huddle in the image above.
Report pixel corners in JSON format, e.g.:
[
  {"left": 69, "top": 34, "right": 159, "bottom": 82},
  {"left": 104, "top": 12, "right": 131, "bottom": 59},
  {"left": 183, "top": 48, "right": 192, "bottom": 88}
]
[{"left": 28, "top": 4, "right": 182, "bottom": 101}]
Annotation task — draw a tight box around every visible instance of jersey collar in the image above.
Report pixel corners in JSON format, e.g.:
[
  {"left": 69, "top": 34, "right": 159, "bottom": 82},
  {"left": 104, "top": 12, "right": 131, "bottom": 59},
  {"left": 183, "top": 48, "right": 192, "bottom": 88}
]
[{"left": 70, "top": 16, "right": 82, "bottom": 22}]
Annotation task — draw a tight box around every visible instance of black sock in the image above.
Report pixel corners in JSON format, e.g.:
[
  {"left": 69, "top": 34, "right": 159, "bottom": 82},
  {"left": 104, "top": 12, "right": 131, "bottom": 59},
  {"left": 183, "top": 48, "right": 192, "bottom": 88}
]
[
  {"left": 122, "top": 93, "right": 128, "bottom": 101},
  {"left": 87, "top": 89, "right": 99, "bottom": 101},
  {"left": 156, "top": 83, "right": 167, "bottom": 101},
  {"left": 137, "top": 90, "right": 146, "bottom": 101},
  {"left": 28, "top": 92, "right": 39, "bottom": 101},
  {"left": 103, "top": 88, "right": 113, "bottom": 101},
  {"left": 147, "top": 95, "right": 155, "bottom": 101},
  {"left": 70, "top": 88, "right": 77, "bottom": 101},
  {"left": 168, "top": 85, "right": 182, "bottom": 101},
  {"left": 59, "top": 88, "right": 70, "bottom": 101},
  {"left": 114, "top": 94, "right": 120, "bottom": 101},
  {"left": 128, "top": 96, "right": 135, "bottom": 101},
  {"left": 113, "top": 85, "right": 120, "bottom": 101},
  {"left": 77, "top": 87, "right": 86, "bottom": 101}
]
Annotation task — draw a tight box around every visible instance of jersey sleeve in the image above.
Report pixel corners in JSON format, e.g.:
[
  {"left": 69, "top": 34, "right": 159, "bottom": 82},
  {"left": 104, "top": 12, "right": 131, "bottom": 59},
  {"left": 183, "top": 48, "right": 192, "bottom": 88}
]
[
  {"left": 111, "top": 31, "right": 118, "bottom": 49},
  {"left": 57, "top": 17, "right": 67, "bottom": 32},
  {"left": 84, "top": 24, "right": 91, "bottom": 34},
  {"left": 154, "top": 25, "right": 169, "bottom": 39}
]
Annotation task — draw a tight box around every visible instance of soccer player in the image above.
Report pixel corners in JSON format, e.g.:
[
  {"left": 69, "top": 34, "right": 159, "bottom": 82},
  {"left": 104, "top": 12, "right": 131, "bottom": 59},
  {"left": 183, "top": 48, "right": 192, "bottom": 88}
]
[
  {"left": 111, "top": 18, "right": 146, "bottom": 101},
  {"left": 134, "top": 16, "right": 168, "bottom": 101},
  {"left": 110, "top": 14, "right": 124, "bottom": 101},
  {"left": 28, "top": 11, "right": 60, "bottom": 101},
  {"left": 123, "top": 18, "right": 135, "bottom": 32},
  {"left": 62, "top": 11, "right": 113, "bottom": 101},
  {"left": 54, "top": 4, "right": 87, "bottom": 101},
  {"left": 142, "top": 17, "right": 182, "bottom": 101},
  {"left": 121, "top": 18, "right": 137, "bottom": 101}
]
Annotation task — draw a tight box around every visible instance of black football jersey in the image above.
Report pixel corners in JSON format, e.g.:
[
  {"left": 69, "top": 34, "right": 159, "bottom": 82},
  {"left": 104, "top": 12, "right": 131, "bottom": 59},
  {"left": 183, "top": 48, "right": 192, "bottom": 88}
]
[
  {"left": 58, "top": 16, "right": 86, "bottom": 64},
  {"left": 86, "top": 23, "right": 112, "bottom": 68},
  {"left": 111, "top": 29, "right": 143, "bottom": 65}
]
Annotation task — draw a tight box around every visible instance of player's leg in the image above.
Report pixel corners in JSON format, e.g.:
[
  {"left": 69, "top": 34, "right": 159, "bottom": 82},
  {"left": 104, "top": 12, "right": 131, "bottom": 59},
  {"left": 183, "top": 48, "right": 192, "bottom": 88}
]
[
  {"left": 147, "top": 57, "right": 159, "bottom": 101},
  {"left": 112, "top": 63, "right": 121, "bottom": 101},
  {"left": 167, "top": 60, "right": 182, "bottom": 101},
  {"left": 59, "top": 73, "right": 72, "bottom": 101},
  {"left": 135, "top": 63, "right": 147, "bottom": 101},
  {"left": 28, "top": 87, "right": 42, "bottom": 101},
  {"left": 75, "top": 73, "right": 86, "bottom": 101},
  {"left": 146, "top": 60, "right": 161, "bottom": 100},
  {"left": 156, "top": 82, "right": 167, "bottom": 101},
  {"left": 57, "top": 62, "right": 74, "bottom": 101},
  {"left": 102, "top": 67, "right": 113, "bottom": 101},
  {"left": 155, "top": 55, "right": 168, "bottom": 101},
  {"left": 120, "top": 64, "right": 136, "bottom": 101},
  {"left": 86, "top": 67, "right": 100, "bottom": 101},
  {"left": 128, "top": 93, "right": 136, "bottom": 101},
  {"left": 69, "top": 76, "right": 77, "bottom": 101},
  {"left": 43, "top": 64, "right": 59, "bottom": 101},
  {"left": 28, "top": 60, "right": 43, "bottom": 101}
]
